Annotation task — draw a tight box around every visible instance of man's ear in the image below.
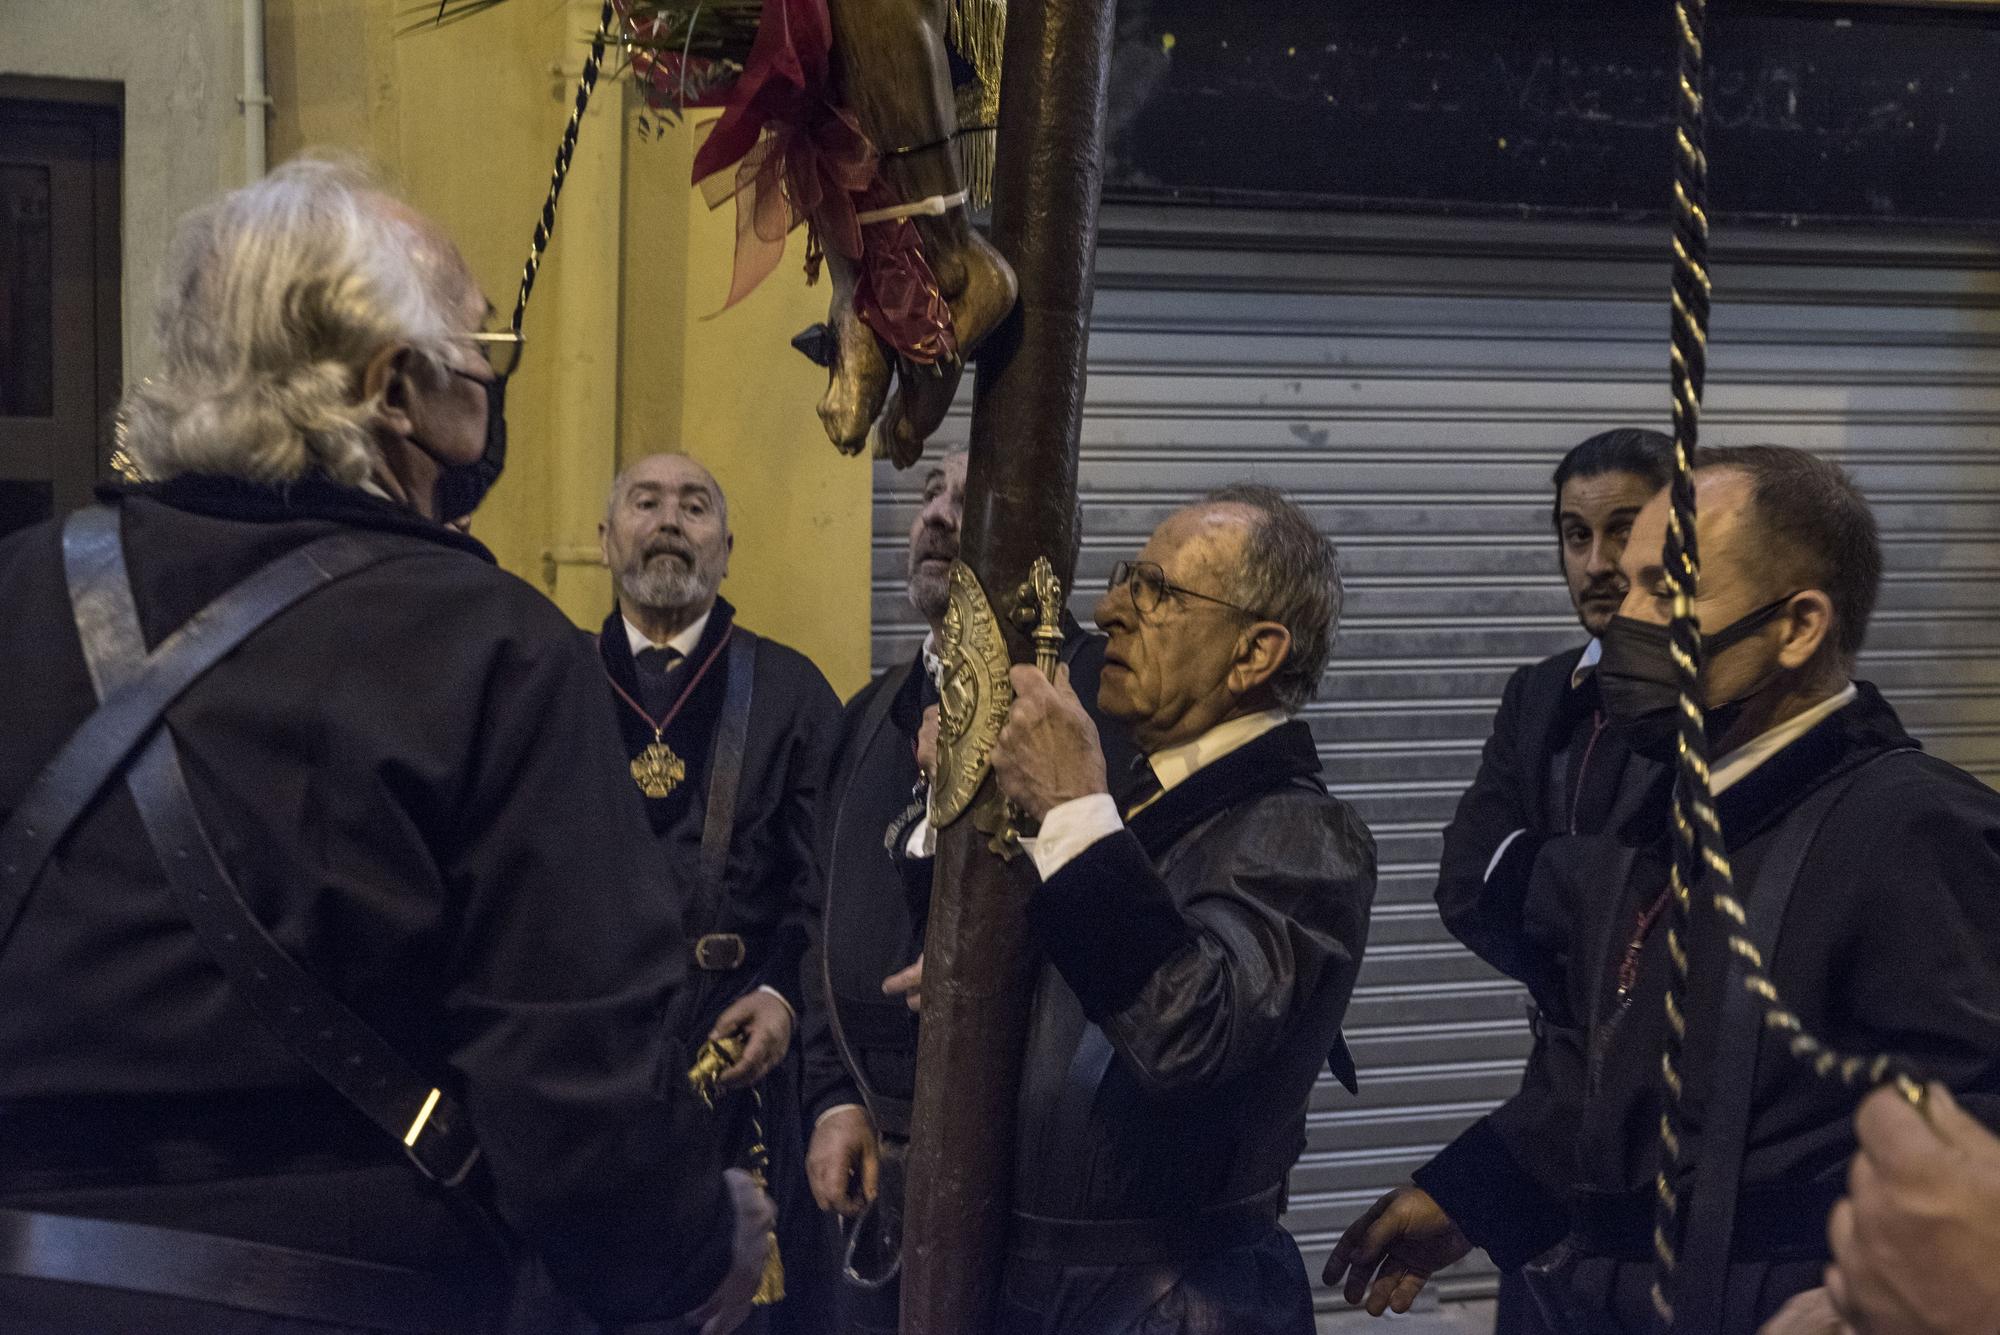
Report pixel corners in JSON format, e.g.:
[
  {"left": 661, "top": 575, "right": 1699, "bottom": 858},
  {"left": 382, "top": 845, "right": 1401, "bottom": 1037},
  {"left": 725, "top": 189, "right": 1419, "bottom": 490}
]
[
  {"left": 1231, "top": 620, "right": 1293, "bottom": 697},
  {"left": 1778, "top": 590, "right": 1835, "bottom": 672},
  {"left": 363, "top": 344, "right": 416, "bottom": 439},
  {"left": 597, "top": 518, "right": 612, "bottom": 568}
]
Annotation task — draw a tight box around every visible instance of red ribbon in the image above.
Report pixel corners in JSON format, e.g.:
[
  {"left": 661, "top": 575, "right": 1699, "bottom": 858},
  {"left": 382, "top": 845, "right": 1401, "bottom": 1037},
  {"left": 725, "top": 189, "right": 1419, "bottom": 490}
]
[{"left": 671, "top": 0, "right": 959, "bottom": 364}]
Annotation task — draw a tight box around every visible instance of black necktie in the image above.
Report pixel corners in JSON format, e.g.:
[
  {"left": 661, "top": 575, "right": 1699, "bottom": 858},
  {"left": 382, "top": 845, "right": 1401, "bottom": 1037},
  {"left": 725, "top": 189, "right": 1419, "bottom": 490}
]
[
  {"left": 633, "top": 646, "right": 683, "bottom": 718},
  {"left": 1122, "top": 755, "right": 1162, "bottom": 818}
]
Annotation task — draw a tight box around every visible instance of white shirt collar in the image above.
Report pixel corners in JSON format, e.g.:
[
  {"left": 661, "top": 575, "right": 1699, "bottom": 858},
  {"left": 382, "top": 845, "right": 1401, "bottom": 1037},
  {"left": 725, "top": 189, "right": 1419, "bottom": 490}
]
[
  {"left": 1711, "top": 684, "right": 1859, "bottom": 795},
  {"left": 1143, "top": 708, "right": 1292, "bottom": 800},
  {"left": 623, "top": 606, "right": 712, "bottom": 661},
  {"left": 1572, "top": 638, "right": 1603, "bottom": 691}
]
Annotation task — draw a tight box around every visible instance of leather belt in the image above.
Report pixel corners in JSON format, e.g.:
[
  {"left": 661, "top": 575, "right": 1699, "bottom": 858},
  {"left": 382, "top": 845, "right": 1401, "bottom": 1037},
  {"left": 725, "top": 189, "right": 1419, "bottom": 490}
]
[
  {"left": 1008, "top": 1186, "right": 1282, "bottom": 1268},
  {"left": 693, "top": 931, "right": 750, "bottom": 971},
  {"left": 0, "top": 1207, "right": 483, "bottom": 1333}
]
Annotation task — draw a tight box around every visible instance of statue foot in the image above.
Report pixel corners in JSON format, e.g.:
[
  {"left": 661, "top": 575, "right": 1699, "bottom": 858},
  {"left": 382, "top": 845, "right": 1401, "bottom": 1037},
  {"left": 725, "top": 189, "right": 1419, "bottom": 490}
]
[
  {"left": 817, "top": 255, "right": 893, "bottom": 454},
  {"left": 873, "top": 225, "right": 1018, "bottom": 466},
  {"left": 877, "top": 359, "right": 963, "bottom": 468},
  {"left": 932, "top": 225, "right": 1018, "bottom": 363}
]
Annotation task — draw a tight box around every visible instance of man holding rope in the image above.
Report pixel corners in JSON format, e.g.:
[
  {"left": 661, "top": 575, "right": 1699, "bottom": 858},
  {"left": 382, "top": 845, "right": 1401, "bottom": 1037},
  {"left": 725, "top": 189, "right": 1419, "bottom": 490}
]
[{"left": 1328, "top": 446, "right": 2000, "bottom": 1334}]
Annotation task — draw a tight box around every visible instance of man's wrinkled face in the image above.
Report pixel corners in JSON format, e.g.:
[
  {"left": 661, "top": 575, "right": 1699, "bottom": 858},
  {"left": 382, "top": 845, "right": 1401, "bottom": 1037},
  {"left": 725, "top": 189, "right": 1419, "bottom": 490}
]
[
  {"left": 1092, "top": 505, "right": 1257, "bottom": 752},
  {"left": 601, "top": 454, "right": 732, "bottom": 615},
  {"left": 1618, "top": 468, "right": 1776, "bottom": 707},
  {"left": 1558, "top": 470, "right": 1663, "bottom": 637},
  {"left": 907, "top": 452, "right": 968, "bottom": 626}
]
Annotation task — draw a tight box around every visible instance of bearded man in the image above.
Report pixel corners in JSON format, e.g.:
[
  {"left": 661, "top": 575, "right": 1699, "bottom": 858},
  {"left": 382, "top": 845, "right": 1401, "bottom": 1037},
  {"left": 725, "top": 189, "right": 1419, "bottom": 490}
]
[
  {"left": 797, "top": 450, "right": 1138, "bottom": 1333},
  {"left": 594, "top": 452, "right": 843, "bottom": 1334}
]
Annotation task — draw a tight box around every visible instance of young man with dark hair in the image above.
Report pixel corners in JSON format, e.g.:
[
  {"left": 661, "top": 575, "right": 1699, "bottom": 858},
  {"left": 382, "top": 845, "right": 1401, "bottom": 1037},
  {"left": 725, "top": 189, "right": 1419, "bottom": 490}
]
[
  {"left": 1331, "top": 445, "right": 2000, "bottom": 1335},
  {"left": 1421, "top": 429, "right": 1676, "bottom": 1330}
]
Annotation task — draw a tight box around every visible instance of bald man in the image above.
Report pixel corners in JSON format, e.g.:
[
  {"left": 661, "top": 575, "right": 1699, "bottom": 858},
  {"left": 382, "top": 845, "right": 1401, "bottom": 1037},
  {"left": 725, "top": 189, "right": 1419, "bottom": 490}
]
[{"left": 594, "top": 453, "right": 843, "bottom": 1334}]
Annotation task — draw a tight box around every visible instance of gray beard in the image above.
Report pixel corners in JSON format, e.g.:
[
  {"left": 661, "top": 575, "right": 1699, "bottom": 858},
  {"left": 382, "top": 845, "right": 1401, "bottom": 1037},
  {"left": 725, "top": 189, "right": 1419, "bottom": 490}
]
[
  {"left": 620, "top": 558, "right": 713, "bottom": 615},
  {"left": 908, "top": 569, "right": 949, "bottom": 624}
]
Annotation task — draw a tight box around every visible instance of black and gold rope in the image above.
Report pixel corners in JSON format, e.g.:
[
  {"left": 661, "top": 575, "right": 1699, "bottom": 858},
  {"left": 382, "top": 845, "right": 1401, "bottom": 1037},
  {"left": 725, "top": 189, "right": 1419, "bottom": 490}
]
[
  {"left": 1649, "top": 2, "right": 1712, "bottom": 1323},
  {"left": 1650, "top": 3, "right": 1925, "bottom": 1326},
  {"left": 507, "top": 0, "right": 618, "bottom": 335}
]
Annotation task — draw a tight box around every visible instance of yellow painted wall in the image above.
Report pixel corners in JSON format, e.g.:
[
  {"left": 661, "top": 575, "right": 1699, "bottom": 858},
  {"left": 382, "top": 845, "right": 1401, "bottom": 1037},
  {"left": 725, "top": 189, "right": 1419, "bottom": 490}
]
[{"left": 264, "top": 0, "right": 873, "bottom": 697}]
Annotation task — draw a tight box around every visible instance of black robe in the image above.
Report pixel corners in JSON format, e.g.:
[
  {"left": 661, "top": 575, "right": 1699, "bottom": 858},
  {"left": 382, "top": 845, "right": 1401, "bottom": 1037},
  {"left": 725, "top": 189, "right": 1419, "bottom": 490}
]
[
  {"left": 594, "top": 602, "right": 842, "bottom": 1335},
  {"left": 1416, "top": 682, "right": 2000, "bottom": 1333},
  {"left": 798, "top": 627, "right": 1135, "bottom": 1335},
  {"left": 0, "top": 477, "right": 732, "bottom": 1331},
  {"left": 800, "top": 626, "right": 1135, "bottom": 1130},
  {"left": 997, "top": 719, "right": 1377, "bottom": 1335},
  {"left": 592, "top": 601, "right": 839, "bottom": 1030},
  {"left": 1430, "top": 647, "right": 1668, "bottom": 1281}
]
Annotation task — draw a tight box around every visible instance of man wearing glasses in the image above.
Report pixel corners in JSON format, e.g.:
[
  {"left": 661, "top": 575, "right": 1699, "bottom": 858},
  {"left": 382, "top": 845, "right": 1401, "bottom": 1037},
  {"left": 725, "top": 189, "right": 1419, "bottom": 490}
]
[
  {"left": 799, "top": 451, "right": 1138, "bottom": 1334},
  {"left": 983, "top": 484, "right": 1378, "bottom": 1335},
  {"left": 0, "top": 160, "right": 768, "bottom": 1333}
]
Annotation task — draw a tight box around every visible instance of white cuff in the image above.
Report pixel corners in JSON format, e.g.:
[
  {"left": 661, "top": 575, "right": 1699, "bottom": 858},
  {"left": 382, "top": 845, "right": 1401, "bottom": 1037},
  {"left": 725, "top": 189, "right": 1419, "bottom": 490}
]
[
  {"left": 904, "top": 812, "right": 936, "bottom": 859},
  {"left": 1484, "top": 828, "right": 1527, "bottom": 882},
  {"left": 815, "top": 1102, "right": 869, "bottom": 1129},
  {"left": 755, "top": 984, "right": 795, "bottom": 1022},
  {"left": 1028, "top": 793, "right": 1123, "bottom": 882}
]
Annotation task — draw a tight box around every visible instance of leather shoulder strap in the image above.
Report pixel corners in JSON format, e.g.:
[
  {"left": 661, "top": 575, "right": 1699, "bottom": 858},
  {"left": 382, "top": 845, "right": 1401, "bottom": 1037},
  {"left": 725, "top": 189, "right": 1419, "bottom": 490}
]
[
  {"left": 1676, "top": 746, "right": 1912, "bottom": 1325},
  {"left": 0, "top": 508, "right": 416, "bottom": 957},
  {"left": 29, "top": 505, "right": 487, "bottom": 1192},
  {"left": 821, "top": 660, "right": 918, "bottom": 1131},
  {"left": 697, "top": 626, "right": 758, "bottom": 925}
]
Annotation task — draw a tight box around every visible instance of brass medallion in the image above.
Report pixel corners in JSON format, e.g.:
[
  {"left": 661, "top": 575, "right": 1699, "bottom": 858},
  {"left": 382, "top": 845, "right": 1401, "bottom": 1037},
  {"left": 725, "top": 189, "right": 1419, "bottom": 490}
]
[
  {"left": 631, "top": 739, "right": 686, "bottom": 798},
  {"left": 931, "top": 560, "right": 1013, "bottom": 829}
]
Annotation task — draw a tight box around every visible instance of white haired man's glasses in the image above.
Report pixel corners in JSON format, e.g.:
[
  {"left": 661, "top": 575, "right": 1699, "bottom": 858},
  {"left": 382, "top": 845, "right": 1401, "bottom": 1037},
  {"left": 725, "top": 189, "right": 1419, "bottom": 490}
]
[{"left": 462, "top": 330, "right": 525, "bottom": 378}]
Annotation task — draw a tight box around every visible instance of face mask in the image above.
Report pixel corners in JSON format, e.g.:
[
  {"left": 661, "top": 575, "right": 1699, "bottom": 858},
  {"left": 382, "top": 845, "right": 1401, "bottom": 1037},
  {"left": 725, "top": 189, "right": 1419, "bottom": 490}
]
[
  {"left": 429, "top": 373, "right": 508, "bottom": 525},
  {"left": 1597, "top": 593, "right": 1798, "bottom": 762}
]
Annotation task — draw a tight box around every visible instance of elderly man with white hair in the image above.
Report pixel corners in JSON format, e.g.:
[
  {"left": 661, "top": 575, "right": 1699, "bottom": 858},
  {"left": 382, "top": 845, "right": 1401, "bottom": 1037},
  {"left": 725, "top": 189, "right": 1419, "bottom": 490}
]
[
  {"left": 983, "top": 484, "right": 1378, "bottom": 1335},
  {"left": 0, "top": 158, "right": 767, "bottom": 1333}
]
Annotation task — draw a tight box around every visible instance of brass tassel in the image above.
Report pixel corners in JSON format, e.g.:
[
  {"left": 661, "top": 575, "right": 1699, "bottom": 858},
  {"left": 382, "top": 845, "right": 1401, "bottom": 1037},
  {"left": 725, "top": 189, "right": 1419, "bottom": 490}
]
[
  {"left": 754, "top": 1232, "right": 786, "bottom": 1303},
  {"left": 688, "top": 1037, "right": 785, "bottom": 1304}
]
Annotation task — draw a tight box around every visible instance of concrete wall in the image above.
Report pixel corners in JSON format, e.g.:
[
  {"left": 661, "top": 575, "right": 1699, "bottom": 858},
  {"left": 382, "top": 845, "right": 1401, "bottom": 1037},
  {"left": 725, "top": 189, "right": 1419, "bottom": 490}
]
[{"left": 0, "top": 0, "right": 247, "bottom": 382}]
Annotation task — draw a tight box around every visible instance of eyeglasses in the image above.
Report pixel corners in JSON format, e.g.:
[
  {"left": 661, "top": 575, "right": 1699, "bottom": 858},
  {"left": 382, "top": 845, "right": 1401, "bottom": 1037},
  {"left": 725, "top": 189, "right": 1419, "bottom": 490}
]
[
  {"left": 1108, "top": 560, "right": 1258, "bottom": 617},
  {"left": 462, "top": 330, "right": 525, "bottom": 378}
]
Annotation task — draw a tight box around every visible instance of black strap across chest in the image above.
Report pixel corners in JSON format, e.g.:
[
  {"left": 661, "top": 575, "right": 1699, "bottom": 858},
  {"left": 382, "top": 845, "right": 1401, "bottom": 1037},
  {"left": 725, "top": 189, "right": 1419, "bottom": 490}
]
[
  {"left": 1675, "top": 746, "right": 1910, "bottom": 1327},
  {"left": 821, "top": 660, "right": 917, "bottom": 1137},
  {"left": 0, "top": 505, "right": 484, "bottom": 1192},
  {"left": 695, "top": 625, "right": 758, "bottom": 932}
]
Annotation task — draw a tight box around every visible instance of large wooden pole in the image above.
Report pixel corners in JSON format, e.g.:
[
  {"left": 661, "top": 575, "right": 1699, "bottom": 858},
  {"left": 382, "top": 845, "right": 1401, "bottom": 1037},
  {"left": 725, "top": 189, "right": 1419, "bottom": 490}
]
[{"left": 897, "top": 0, "right": 1119, "bottom": 1330}]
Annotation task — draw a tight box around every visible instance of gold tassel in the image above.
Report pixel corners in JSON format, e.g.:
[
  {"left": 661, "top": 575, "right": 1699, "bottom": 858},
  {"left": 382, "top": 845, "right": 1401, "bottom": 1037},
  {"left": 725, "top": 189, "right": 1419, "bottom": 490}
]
[
  {"left": 750, "top": 1164, "right": 786, "bottom": 1305},
  {"left": 947, "top": 0, "right": 1005, "bottom": 209},
  {"left": 687, "top": 1037, "right": 785, "bottom": 1305},
  {"left": 686, "top": 1034, "right": 744, "bottom": 1110}
]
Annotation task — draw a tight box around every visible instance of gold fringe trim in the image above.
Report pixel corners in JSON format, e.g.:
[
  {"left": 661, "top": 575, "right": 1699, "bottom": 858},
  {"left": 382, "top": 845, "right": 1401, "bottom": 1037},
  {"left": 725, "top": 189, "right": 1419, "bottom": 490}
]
[{"left": 948, "top": 0, "right": 1005, "bottom": 209}]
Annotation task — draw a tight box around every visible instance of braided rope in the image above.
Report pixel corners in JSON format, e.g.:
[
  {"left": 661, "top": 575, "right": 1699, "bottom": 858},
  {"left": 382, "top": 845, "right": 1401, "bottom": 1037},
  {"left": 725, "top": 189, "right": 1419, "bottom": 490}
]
[
  {"left": 1650, "top": 5, "right": 1925, "bottom": 1325},
  {"left": 509, "top": 0, "right": 618, "bottom": 334},
  {"left": 1649, "top": 4, "right": 1712, "bottom": 1323}
]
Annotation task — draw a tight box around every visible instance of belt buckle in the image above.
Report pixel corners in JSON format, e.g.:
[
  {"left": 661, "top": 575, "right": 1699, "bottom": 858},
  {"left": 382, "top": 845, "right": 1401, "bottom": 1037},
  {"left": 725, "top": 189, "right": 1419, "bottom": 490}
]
[
  {"left": 694, "top": 932, "right": 748, "bottom": 971},
  {"left": 402, "top": 1089, "right": 483, "bottom": 1188}
]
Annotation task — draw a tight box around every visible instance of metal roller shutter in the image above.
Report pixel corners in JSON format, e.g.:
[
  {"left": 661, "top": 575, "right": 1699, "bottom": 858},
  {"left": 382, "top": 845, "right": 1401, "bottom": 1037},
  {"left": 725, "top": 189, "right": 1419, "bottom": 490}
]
[{"left": 868, "top": 207, "right": 2000, "bottom": 1307}]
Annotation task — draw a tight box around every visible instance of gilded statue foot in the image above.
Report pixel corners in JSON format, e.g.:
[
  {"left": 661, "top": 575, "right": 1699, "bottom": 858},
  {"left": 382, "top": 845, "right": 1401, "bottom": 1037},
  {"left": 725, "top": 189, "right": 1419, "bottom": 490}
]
[
  {"left": 875, "top": 225, "right": 1017, "bottom": 465},
  {"left": 817, "top": 253, "right": 895, "bottom": 455}
]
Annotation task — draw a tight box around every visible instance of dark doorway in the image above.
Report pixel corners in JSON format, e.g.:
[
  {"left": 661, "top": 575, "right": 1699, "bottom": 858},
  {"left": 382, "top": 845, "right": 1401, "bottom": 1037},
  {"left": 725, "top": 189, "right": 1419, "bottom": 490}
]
[{"left": 0, "top": 78, "right": 121, "bottom": 540}]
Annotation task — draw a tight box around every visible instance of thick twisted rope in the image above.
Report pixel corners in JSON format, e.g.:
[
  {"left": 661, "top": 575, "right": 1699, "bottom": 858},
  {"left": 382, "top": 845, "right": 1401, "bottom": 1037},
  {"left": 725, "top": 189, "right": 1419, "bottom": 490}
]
[
  {"left": 1649, "top": 3, "right": 1713, "bottom": 1324},
  {"left": 1650, "top": 4, "right": 1926, "bottom": 1326},
  {"left": 508, "top": 0, "right": 618, "bottom": 334}
]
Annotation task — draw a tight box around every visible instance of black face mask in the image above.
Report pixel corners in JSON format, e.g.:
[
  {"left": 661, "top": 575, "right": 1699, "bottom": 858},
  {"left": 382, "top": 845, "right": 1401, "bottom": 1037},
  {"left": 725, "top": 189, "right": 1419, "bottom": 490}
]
[
  {"left": 429, "top": 372, "right": 508, "bottom": 525},
  {"left": 1597, "top": 593, "right": 1798, "bottom": 762}
]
